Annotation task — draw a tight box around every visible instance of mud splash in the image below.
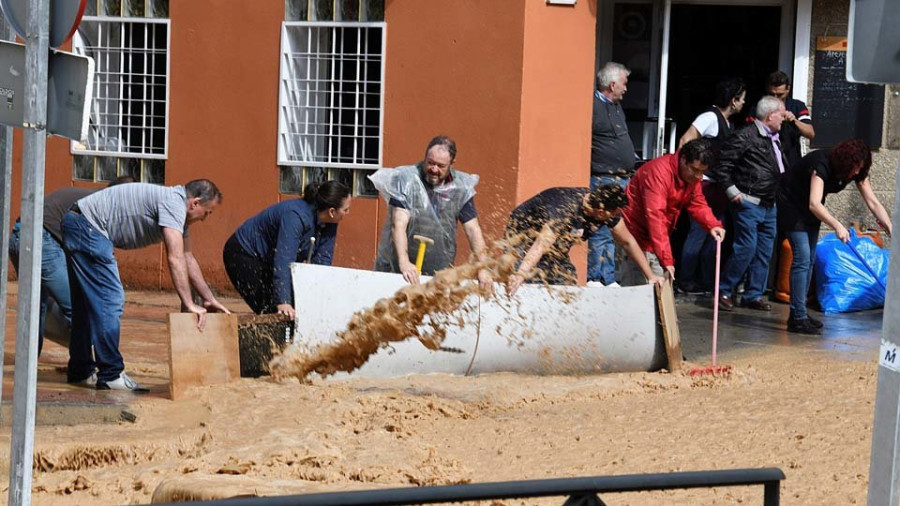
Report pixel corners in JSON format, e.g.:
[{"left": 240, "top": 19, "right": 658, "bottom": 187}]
[
  {"left": 269, "top": 254, "right": 520, "bottom": 380},
  {"left": 33, "top": 431, "right": 213, "bottom": 472}
]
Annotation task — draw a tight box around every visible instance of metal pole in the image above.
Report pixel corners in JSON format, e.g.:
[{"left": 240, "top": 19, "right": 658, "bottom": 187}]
[
  {"left": 0, "top": 16, "right": 15, "bottom": 416},
  {"left": 763, "top": 480, "right": 780, "bottom": 506},
  {"left": 868, "top": 151, "right": 900, "bottom": 505},
  {"left": 8, "top": 0, "right": 49, "bottom": 503},
  {"left": 655, "top": 0, "right": 672, "bottom": 158}
]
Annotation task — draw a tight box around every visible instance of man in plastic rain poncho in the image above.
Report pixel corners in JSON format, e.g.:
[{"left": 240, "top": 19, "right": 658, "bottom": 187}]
[{"left": 370, "top": 135, "right": 492, "bottom": 291}]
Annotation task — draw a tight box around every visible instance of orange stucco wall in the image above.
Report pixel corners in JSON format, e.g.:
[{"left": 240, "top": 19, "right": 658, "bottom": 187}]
[
  {"left": 6, "top": 0, "right": 601, "bottom": 291},
  {"left": 382, "top": 0, "right": 526, "bottom": 256},
  {"left": 163, "top": 0, "right": 284, "bottom": 291},
  {"left": 518, "top": 1, "right": 598, "bottom": 280}
]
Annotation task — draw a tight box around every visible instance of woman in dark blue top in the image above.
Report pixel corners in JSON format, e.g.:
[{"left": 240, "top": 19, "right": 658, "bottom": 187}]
[
  {"left": 223, "top": 181, "right": 351, "bottom": 319},
  {"left": 777, "top": 139, "right": 892, "bottom": 335}
]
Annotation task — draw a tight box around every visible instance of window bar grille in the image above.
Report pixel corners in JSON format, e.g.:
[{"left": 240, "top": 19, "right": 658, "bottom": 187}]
[
  {"left": 141, "top": 22, "right": 148, "bottom": 156},
  {"left": 99, "top": 21, "right": 107, "bottom": 158},
  {"left": 279, "top": 22, "right": 383, "bottom": 169},
  {"left": 354, "top": 28, "right": 360, "bottom": 164},
  {"left": 74, "top": 18, "right": 169, "bottom": 158},
  {"left": 117, "top": 21, "right": 126, "bottom": 155},
  {"left": 361, "top": 26, "right": 368, "bottom": 166},
  {"left": 327, "top": 28, "right": 336, "bottom": 166},
  {"left": 306, "top": 29, "right": 314, "bottom": 163},
  {"left": 124, "top": 21, "right": 133, "bottom": 155},
  {"left": 298, "top": 28, "right": 310, "bottom": 163},
  {"left": 333, "top": 27, "right": 341, "bottom": 166},
  {"left": 314, "top": 28, "right": 323, "bottom": 163}
]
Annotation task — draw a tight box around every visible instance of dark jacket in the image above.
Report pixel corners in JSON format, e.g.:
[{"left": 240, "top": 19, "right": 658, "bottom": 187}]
[
  {"left": 590, "top": 94, "right": 635, "bottom": 177},
  {"left": 710, "top": 120, "right": 787, "bottom": 206},
  {"left": 233, "top": 199, "right": 337, "bottom": 305}
]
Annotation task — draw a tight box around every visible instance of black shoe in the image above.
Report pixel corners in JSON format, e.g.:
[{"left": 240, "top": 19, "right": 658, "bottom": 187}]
[
  {"left": 806, "top": 315, "right": 824, "bottom": 329},
  {"left": 790, "top": 310, "right": 824, "bottom": 330},
  {"left": 788, "top": 317, "right": 822, "bottom": 335}
]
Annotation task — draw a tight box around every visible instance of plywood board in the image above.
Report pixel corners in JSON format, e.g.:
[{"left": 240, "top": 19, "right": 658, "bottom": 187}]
[
  {"left": 291, "top": 264, "right": 665, "bottom": 378},
  {"left": 168, "top": 313, "right": 240, "bottom": 400},
  {"left": 655, "top": 282, "right": 683, "bottom": 372}
]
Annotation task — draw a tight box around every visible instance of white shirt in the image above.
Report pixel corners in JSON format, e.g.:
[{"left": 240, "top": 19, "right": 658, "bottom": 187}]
[{"left": 691, "top": 111, "right": 720, "bottom": 138}]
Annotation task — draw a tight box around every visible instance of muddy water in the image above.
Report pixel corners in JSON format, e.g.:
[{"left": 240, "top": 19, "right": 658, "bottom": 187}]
[{"left": 21, "top": 346, "right": 878, "bottom": 505}]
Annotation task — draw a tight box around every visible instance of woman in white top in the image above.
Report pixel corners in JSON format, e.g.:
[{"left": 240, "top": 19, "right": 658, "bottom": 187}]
[
  {"left": 677, "top": 78, "right": 746, "bottom": 294},
  {"left": 678, "top": 78, "right": 747, "bottom": 148}
]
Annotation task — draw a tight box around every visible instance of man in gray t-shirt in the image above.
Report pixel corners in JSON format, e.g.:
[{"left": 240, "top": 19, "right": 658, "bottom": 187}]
[
  {"left": 7, "top": 176, "right": 134, "bottom": 356},
  {"left": 61, "top": 179, "right": 229, "bottom": 392}
]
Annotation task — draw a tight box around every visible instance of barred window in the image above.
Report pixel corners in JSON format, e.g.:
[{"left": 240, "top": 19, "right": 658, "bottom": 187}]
[
  {"left": 279, "top": 0, "right": 385, "bottom": 197},
  {"left": 71, "top": 0, "right": 169, "bottom": 184}
]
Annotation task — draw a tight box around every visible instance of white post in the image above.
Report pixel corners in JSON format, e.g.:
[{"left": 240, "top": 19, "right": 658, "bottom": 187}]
[
  {"left": 868, "top": 153, "right": 900, "bottom": 505},
  {"left": 792, "top": 0, "right": 813, "bottom": 102},
  {"left": 0, "top": 17, "right": 15, "bottom": 412},
  {"left": 8, "top": 0, "right": 49, "bottom": 503},
  {"left": 656, "top": 0, "right": 672, "bottom": 157}
]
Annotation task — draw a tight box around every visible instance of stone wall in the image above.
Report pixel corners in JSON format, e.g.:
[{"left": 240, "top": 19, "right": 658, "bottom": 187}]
[{"left": 809, "top": 0, "right": 898, "bottom": 236}]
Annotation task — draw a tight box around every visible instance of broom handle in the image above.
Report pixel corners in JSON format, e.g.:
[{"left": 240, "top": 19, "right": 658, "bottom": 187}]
[{"left": 713, "top": 237, "right": 722, "bottom": 367}]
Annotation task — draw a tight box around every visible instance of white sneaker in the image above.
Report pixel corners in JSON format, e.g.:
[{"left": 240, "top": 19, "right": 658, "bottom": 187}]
[
  {"left": 96, "top": 372, "right": 149, "bottom": 393},
  {"left": 606, "top": 282, "right": 621, "bottom": 288}
]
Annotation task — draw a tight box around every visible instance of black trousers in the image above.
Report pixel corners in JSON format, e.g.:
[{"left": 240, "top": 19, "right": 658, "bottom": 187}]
[{"left": 223, "top": 234, "right": 276, "bottom": 314}]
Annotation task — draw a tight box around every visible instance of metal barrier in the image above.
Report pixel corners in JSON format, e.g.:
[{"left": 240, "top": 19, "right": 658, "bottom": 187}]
[{"left": 164, "top": 467, "right": 785, "bottom": 506}]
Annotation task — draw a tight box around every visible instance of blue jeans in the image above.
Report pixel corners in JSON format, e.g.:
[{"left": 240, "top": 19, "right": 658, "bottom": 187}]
[
  {"left": 588, "top": 174, "right": 629, "bottom": 284},
  {"left": 787, "top": 228, "right": 819, "bottom": 319},
  {"left": 61, "top": 211, "right": 125, "bottom": 383},
  {"left": 719, "top": 201, "right": 776, "bottom": 301},
  {"left": 679, "top": 218, "right": 716, "bottom": 289},
  {"left": 8, "top": 222, "right": 74, "bottom": 355}
]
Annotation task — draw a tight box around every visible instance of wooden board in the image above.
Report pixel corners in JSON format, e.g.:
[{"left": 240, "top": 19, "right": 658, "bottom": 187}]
[
  {"left": 655, "top": 282, "right": 682, "bottom": 373},
  {"left": 167, "top": 313, "right": 240, "bottom": 400}
]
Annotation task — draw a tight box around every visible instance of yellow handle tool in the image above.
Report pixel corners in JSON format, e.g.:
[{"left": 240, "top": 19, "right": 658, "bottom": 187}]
[{"left": 412, "top": 235, "right": 434, "bottom": 274}]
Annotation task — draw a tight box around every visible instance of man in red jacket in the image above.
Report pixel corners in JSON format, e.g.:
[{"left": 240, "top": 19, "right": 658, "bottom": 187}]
[{"left": 618, "top": 138, "right": 726, "bottom": 286}]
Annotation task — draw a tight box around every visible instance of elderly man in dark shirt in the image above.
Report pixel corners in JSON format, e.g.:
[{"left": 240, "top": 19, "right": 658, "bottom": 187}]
[{"left": 588, "top": 61, "right": 638, "bottom": 287}]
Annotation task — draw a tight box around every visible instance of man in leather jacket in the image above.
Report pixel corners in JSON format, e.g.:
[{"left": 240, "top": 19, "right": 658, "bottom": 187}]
[{"left": 709, "top": 96, "right": 786, "bottom": 312}]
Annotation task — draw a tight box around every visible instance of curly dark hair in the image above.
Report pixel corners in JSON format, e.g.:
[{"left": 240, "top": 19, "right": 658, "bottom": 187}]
[{"left": 828, "top": 139, "right": 871, "bottom": 182}]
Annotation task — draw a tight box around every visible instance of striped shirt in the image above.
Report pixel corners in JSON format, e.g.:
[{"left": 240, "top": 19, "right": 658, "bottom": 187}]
[{"left": 77, "top": 183, "right": 188, "bottom": 249}]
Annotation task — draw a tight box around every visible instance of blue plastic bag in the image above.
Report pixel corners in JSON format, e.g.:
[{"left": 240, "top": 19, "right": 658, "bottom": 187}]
[{"left": 815, "top": 229, "right": 889, "bottom": 314}]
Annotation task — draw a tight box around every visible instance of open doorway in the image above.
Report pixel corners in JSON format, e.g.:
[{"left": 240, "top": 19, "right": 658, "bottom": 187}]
[
  {"left": 601, "top": 1, "right": 791, "bottom": 158},
  {"left": 666, "top": 4, "right": 783, "bottom": 139}
]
